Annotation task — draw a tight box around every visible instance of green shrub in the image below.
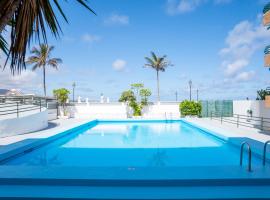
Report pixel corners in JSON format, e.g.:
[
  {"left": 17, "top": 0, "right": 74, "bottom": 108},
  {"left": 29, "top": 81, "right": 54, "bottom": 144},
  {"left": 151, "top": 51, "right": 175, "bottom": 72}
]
[
  {"left": 130, "top": 101, "right": 141, "bottom": 116},
  {"left": 180, "top": 100, "right": 202, "bottom": 117}
]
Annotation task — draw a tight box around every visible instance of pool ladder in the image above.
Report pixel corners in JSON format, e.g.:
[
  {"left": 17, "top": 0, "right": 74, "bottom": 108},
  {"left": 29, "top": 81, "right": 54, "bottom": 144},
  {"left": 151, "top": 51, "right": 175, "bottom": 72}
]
[
  {"left": 263, "top": 140, "right": 270, "bottom": 166},
  {"left": 164, "top": 112, "right": 173, "bottom": 122},
  {"left": 240, "top": 140, "right": 270, "bottom": 172},
  {"left": 240, "top": 142, "right": 252, "bottom": 172}
]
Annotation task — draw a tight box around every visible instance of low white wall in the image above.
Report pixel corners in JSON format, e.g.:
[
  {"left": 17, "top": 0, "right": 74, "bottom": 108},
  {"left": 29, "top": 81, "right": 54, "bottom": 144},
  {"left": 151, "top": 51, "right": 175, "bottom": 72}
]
[
  {"left": 66, "top": 102, "right": 180, "bottom": 119},
  {"left": 142, "top": 103, "right": 180, "bottom": 119},
  {"left": 0, "top": 109, "right": 48, "bottom": 137},
  {"left": 66, "top": 103, "right": 128, "bottom": 119},
  {"left": 233, "top": 100, "right": 270, "bottom": 118}
]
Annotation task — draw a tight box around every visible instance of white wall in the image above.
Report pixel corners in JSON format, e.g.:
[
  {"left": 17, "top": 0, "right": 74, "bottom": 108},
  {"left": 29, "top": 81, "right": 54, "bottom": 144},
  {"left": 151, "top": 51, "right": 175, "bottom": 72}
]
[
  {"left": 233, "top": 100, "right": 270, "bottom": 118},
  {"left": 142, "top": 102, "right": 180, "bottom": 119},
  {"left": 66, "top": 103, "right": 128, "bottom": 119},
  {"left": 66, "top": 102, "right": 180, "bottom": 119},
  {"left": 0, "top": 109, "right": 48, "bottom": 137}
]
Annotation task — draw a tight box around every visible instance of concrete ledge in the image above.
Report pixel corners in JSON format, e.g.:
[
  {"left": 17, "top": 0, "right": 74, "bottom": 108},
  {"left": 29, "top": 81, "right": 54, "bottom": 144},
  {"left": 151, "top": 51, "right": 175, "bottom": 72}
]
[{"left": 0, "top": 109, "right": 48, "bottom": 138}]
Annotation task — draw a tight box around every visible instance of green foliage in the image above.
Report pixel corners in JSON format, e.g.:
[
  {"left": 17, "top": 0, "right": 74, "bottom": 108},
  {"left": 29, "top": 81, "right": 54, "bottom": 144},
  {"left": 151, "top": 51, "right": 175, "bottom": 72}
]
[
  {"left": 140, "top": 88, "right": 152, "bottom": 106},
  {"left": 256, "top": 89, "right": 270, "bottom": 100},
  {"left": 131, "top": 83, "right": 144, "bottom": 101},
  {"left": 53, "top": 88, "right": 70, "bottom": 105},
  {"left": 130, "top": 101, "right": 141, "bottom": 116},
  {"left": 180, "top": 100, "right": 202, "bottom": 117},
  {"left": 119, "top": 86, "right": 152, "bottom": 117},
  {"left": 131, "top": 83, "right": 144, "bottom": 91},
  {"left": 119, "top": 90, "right": 136, "bottom": 103}
]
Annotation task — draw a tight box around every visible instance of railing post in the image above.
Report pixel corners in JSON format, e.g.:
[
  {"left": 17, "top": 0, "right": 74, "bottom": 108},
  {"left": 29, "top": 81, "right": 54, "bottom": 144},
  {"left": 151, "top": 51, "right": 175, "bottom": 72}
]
[
  {"left": 221, "top": 113, "right": 223, "bottom": 124},
  {"left": 16, "top": 102, "right": 19, "bottom": 118},
  {"left": 39, "top": 98, "right": 42, "bottom": 112},
  {"left": 237, "top": 114, "right": 239, "bottom": 128},
  {"left": 261, "top": 117, "right": 264, "bottom": 130},
  {"left": 56, "top": 102, "right": 59, "bottom": 117}
]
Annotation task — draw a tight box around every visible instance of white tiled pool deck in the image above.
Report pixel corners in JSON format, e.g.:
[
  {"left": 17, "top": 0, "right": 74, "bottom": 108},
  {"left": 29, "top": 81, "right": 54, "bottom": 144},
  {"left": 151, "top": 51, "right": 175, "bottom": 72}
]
[
  {"left": 0, "top": 118, "right": 92, "bottom": 159},
  {"left": 0, "top": 118, "right": 90, "bottom": 145},
  {"left": 185, "top": 117, "right": 270, "bottom": 143}
]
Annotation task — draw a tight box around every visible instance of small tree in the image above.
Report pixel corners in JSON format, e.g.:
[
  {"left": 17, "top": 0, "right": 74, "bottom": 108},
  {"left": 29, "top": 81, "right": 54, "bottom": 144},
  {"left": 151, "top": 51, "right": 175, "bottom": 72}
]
[
  {"left": 180, "top": 100, "right": 202, "bottom": 117},
  {"left": 140, "top": 88, "right": 152, "bottom": 106},
  {"left": 131, "top": 83, "right": 144, "bottom": 100},
  {"left": 119, "top": 90, "right": 136, "bottom": 103},
  {"left": 119, "top": 90, "right": 141, "bottom": 116},
  {"left": 53, "top": 88, "right": 70, "bottom": 116}
]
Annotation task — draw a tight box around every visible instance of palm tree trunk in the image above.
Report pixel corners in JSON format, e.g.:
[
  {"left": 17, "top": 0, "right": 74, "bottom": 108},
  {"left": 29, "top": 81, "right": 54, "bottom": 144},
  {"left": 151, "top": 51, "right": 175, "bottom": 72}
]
[
  {"left": 156, "top": 70, "right": 160, "bottom": 102},
  {"left": 0, "top": 0, "right": 21, "bottom": 33},
  {"left": 43, "top": 65, "right": 46, "bottom": 96}
]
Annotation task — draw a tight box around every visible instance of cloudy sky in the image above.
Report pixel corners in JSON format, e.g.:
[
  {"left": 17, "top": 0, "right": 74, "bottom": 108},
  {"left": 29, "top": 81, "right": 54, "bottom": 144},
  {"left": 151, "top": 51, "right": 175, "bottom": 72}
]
[{"left": 1, "top": 0, "right": 270, "bottom": 101}]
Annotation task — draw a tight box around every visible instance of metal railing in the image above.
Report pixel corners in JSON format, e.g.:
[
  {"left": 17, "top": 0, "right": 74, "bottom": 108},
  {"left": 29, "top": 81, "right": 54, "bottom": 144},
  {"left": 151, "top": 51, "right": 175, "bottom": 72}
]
[
  {"left": 0, "top": 96, "right": 54, "bottom": 118},
  {"left": 210, "top": 112, "right": 270, "bottom": 131},
  {"left": 240, "top": 142, "right": 252, "bottom": 172}
]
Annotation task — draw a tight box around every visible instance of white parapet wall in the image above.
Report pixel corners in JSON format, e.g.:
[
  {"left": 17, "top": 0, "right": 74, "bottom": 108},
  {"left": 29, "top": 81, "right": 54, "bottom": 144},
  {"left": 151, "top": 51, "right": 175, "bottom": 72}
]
[
  {"left": 233, "top": 100, "right": 270, "bottom": 118},
  {"left": 66, "top": 102, "right": 180, "bottom": 119},
  {"left": 142, "top": 102, "right": 180, "bottom": 119},
  {"left": 67, "top": 103, "right": 128, "bottom": 119},
  {"left": 0, "top": 109, "right": 48, "bottom": 137}
]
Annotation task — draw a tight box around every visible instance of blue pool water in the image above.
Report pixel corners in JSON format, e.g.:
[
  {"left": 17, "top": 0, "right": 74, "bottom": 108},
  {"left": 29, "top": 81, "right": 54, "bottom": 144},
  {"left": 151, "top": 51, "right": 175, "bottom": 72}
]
[{"left": 4, "top": 120, "right": 262, "bottom": 167}]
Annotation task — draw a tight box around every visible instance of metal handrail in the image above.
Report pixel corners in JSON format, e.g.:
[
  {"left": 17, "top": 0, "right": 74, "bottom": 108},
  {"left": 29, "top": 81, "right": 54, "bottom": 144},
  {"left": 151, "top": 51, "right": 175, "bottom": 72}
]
[
  {"left": 0, "top": 101, "right": 47, "bottom": 118},
  {"left": 211, "top": 112, "right": 270, "bottom": 130},
  {"left": 240, "top": 142, "right": 252, "bottom": 172},
  {"left": 263, "top": 140, "right": 270, "bottom": 166}
]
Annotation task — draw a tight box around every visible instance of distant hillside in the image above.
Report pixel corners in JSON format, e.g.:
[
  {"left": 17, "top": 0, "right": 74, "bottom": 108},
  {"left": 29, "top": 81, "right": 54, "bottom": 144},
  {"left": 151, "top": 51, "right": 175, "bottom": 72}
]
[{"left": 0, "top": 89, "right": 10, "bottom": 95}]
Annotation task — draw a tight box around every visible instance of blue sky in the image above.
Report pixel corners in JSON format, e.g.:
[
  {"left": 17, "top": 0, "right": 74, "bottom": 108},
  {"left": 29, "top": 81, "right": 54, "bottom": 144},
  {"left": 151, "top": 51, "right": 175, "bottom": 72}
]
[{"left": 1, "top": 0, "right": 270, "bottom": 101}]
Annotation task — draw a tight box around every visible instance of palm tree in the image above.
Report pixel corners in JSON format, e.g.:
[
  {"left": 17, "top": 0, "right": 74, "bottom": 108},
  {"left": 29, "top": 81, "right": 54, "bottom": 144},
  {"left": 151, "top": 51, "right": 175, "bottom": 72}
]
[
  {"left": 26, "top": 44, "right": 62, "bottom": 96},
  {"left": 0, "top": 0, "right": 95, "bottom": 73},
  {"left": 144, "top": 52, "right": 172, "bottom": 102}
]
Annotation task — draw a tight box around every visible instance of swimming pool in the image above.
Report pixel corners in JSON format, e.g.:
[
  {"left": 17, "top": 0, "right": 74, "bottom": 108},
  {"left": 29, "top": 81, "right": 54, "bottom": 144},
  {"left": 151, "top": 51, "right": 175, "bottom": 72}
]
[{"left": 3, "top": 120, "right": 263, "bottom": 167}]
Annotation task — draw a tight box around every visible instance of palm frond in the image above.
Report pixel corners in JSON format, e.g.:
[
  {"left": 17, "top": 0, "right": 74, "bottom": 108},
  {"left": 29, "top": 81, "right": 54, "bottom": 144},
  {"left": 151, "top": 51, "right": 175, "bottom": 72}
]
[
  {"left": 0, "top": 0, "right": 95, "bottom": 73},
  {"left": 47, "top": 57, "right": 62, "bottom": 69},
  {"left": 144, "top": 52, "right": 172, "bottom": 72},
  {"left": 0, "top": 35, "right": 8, "bottom": 55},
  {"left": 151, "top": 51, "right": 157, "bottom": 62},
  {"left": 144, "top": 57, "right": 155, "bottom": 66},
  {"left": 32, "top": 64, "right": 40, "bottom": 71}
]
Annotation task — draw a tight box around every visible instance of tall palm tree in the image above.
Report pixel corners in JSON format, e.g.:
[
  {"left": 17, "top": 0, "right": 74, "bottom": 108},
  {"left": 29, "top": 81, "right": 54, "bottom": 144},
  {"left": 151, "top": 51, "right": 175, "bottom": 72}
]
[
  {"left": 144, "top": 52, "right": 172, "bottom": 102},
  {"left": 26, "top": 44, "right": 62, "bottom": 96},
  {"left": 0, "top": 0, "right": 95, "bottom": 73}
]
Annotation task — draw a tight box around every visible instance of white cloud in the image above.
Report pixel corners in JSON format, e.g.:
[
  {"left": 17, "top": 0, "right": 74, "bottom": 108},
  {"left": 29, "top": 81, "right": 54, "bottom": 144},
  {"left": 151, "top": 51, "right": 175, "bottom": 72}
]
[
  {"left": 166, "top": 0, "right": 231, "bottom": 15},
  {"left": 112, "top": 59, "right": 127, "bottom": 71},
  {"left": 234, "top": 71, "right": 255, "bottom": 82},
  {"left": 81, "top": 34, "right": 100, "bottom": 43},
  {"left": 219, "top": 19, "right": 270, "bottom": 81},
  {"left": 0, "top": 69, "right": 40, "bottom": 93},
  {"left": 104, "top": 14, "right": 129, "bottom": 26},
  {"left": 224, "top": 59, "right": 249, "bottom": 76}
]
